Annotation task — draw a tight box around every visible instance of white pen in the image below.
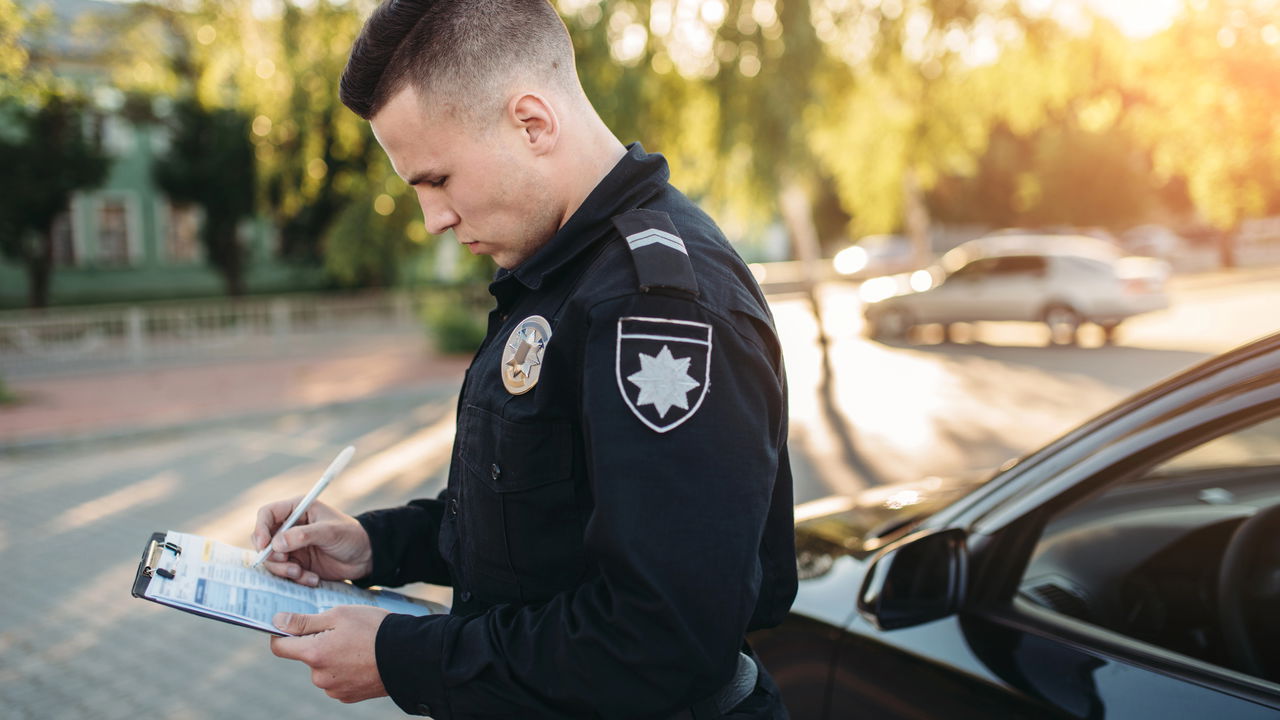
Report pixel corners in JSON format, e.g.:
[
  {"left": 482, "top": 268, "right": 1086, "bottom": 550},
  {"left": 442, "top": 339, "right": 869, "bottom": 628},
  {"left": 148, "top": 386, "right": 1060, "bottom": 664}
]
[{"left": 251, "top": 445, "right": 356, "bottom": 569}]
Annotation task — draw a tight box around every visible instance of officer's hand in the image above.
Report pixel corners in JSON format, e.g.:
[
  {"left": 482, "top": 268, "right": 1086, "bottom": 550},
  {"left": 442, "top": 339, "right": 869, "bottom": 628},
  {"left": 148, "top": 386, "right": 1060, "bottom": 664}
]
[
  {"left": 252, "top": 499, "right": 373, "bottom": 586},
  {"left": 270, "top": 606, "right": 389, "bottom": 703}
]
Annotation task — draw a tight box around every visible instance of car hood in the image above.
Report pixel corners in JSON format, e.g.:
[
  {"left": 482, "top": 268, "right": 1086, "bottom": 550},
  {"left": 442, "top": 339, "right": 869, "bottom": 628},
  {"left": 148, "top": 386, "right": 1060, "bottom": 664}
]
[{"left": 794, "top": 471, "right": 990, "bottom": 580}]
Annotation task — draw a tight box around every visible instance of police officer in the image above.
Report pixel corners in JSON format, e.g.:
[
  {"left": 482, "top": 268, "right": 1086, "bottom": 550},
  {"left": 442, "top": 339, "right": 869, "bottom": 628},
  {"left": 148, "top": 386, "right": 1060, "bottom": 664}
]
[{"left": 252, "top": 1, "right": 797, "bottom": 717}]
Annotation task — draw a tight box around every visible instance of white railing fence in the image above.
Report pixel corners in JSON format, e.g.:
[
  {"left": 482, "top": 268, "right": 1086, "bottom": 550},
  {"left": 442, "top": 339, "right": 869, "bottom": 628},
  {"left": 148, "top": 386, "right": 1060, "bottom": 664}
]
[{"left": 0, "top": 291, "right": 428, "bottom": 377}]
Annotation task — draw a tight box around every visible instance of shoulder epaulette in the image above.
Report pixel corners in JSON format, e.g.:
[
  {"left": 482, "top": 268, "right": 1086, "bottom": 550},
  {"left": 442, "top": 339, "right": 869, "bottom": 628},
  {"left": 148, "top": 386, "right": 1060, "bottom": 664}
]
[{"left": 611, "top": 208, "right": 700, "bottom": 297}]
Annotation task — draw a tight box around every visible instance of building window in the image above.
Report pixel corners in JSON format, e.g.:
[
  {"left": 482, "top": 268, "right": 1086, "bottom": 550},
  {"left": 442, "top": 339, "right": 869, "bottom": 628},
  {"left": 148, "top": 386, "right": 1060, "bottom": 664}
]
[
  {"left": 51, "top": 209, "right": 75, "bottom": 267},
  {"left": 97, "top": 198, "right": 133, "bottom": 266},
  {"left": 166, "top": 202, "right": 203, "bottom": 264}
]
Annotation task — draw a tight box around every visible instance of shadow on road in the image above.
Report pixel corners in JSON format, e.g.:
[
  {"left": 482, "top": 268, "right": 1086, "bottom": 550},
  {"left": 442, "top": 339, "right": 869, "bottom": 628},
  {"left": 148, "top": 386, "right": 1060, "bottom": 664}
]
[
  {"left": 814, "top": 328, "right": 889, "bottom": 488},
  {"left": 885, "top": 339, "right": 1213, "bottom": 395}
]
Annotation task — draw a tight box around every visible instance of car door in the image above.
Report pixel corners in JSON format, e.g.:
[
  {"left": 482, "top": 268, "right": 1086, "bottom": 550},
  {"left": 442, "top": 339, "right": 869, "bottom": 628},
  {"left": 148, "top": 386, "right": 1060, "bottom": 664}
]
[
  {"left": 954, "top": 359, "right": 1280, "bottom": 716},
  {"left": 846, "top": 344, "right": 1280, "bottom": 718},
  {"left": 972, "top": 255, "right": 1049, "bottom": 321},
  {"left": 916, "top": 258, "right": 999, "bottom": 324}
]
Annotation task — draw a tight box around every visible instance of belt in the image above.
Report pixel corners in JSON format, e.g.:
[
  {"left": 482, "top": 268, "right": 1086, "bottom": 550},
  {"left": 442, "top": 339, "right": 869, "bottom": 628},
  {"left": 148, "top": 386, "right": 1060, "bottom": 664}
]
[{"left": 679, "top": 652, "right": 758, "bottom": 719}]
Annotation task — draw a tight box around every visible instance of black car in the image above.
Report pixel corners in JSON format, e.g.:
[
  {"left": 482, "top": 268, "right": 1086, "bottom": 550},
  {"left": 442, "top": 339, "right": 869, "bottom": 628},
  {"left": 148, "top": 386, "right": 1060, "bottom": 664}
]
[{"left": 752, "top": 332, "right": 1280, "bottom": 718}]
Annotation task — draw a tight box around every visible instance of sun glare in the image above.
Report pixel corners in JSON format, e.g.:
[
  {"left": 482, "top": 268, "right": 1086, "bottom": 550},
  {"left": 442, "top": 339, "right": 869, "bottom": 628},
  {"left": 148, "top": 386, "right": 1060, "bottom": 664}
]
[{"left": 1084, "top": 0, "right": 1182, "bottom": 38}]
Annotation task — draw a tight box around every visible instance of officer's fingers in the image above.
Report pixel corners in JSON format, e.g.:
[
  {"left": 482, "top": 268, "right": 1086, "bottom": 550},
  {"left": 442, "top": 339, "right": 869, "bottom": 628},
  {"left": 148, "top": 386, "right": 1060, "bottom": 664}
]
[
  {"left": 274, "top": 611, "right": 332, "bottom": 637},
  {"left": 260, "top": 558, "right": 318, "bottom": 586},
  {"left": 313, "top": 668, "right": 336, "bottom": 691},
  {"left": 273, "top": 521, "right": 345, "bottom": 556},
  {"left": 270, "top": 634, "right": 322, "bottom": 666},
  {"left": 252, "top": 498, "right": 304, "bottom": 550},
  {"left": 299, "top": 499, "right": 341, "bottom": 522}
]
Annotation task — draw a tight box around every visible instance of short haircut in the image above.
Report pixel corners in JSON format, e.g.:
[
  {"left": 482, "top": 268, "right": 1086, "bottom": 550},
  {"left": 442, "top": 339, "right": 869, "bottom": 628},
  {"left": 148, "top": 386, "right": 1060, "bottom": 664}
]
[{"left": 339, "top": 0, "right": 578, "bottom": 122}]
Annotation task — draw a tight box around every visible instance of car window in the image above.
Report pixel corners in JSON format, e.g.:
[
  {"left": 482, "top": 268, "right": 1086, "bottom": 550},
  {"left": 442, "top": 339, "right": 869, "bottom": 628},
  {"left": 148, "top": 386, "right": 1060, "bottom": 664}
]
[
  {"left": 1150, "top": 415, "right": 1280, "bottom": 477},
  {"left": 947, "top": 258, "right": 999, "bottom": 281},
  {"left": 992, "top": 255, "right": 1047, "bottom": 276},
  {"left": 1019, "top": 408, "right": 1280, "bottom": 683},
  {"left": 1054, "top": 255, "right": 1112, "bottom": 277}
]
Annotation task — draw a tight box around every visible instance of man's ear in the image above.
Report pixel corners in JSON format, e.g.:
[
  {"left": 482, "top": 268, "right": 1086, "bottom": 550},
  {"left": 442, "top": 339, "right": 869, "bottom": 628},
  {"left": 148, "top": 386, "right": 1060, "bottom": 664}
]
[{"left": 508, "top": 93, "right": 559, "bottom": 155}]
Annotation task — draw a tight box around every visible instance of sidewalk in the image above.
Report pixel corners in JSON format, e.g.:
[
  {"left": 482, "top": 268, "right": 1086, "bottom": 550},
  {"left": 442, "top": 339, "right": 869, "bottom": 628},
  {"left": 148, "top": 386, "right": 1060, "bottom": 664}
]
[{"left": 0, "top": 332, "right": 470, "bottom": 451}]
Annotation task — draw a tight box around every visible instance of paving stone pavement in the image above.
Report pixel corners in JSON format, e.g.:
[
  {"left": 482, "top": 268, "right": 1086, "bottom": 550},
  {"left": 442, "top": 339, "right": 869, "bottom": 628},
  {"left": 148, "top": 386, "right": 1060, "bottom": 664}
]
[{"left": 0, "top": 394, "right": 462, "bottom": 719}]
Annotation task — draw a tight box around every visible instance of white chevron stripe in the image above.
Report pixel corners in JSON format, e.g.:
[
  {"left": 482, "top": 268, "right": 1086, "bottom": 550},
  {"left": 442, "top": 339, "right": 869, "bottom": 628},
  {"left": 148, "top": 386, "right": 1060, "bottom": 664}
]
[{"left": 626, "top": 229, "right": 688, "bottom": 255}]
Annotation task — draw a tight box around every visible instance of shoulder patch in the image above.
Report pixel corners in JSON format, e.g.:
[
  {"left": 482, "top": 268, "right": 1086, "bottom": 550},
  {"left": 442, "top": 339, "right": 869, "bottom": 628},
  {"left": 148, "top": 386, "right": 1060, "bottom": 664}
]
[
  {"left": 612, "top": 208, "right": 700, "bottom": 297},
  {"left": 616, "top": 316, "right": 712, "bottom": 433}
]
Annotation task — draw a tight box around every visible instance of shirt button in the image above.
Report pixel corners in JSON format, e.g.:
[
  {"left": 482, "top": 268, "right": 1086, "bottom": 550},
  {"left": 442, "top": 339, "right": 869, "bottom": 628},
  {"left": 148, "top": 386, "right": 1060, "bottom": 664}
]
[
  {"left": 416, "top": 703, "right": 432, "bottom": 715},
  {"left": 448, "top": 498, "right": 459, "bottom": 516},
  {"left": 461, "top": 590, "right": 472, "bottom": 602},
  {"left": 490, "top": 463, "right": 502, "bottom": 481}
]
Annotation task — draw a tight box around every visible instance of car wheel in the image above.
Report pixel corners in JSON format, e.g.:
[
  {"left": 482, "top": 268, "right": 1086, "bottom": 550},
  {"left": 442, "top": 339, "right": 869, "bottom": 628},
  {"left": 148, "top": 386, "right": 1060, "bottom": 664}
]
[
  {"left": 871, "top": 307, "right": 913, "bottom": 342},
  {"left": 1042, "top": 304, "right": 1081, "bottom": 346}
]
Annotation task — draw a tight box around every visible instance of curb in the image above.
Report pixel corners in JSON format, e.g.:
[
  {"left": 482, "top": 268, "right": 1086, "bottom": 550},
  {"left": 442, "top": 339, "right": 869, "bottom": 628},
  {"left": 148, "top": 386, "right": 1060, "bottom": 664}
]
[{"left": 0, "top": 382, "right": 460, "bottom": 455}]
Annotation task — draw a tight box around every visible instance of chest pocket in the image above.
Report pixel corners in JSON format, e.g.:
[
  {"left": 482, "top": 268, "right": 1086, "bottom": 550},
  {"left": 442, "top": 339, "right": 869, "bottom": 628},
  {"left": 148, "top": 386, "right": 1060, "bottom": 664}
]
[{"left": 457, "top": 404, "right": 584, "bottom": 603}]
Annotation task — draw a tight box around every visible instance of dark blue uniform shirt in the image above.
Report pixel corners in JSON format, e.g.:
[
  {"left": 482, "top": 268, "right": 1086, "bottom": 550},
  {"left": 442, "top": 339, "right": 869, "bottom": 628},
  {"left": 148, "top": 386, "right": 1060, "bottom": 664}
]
[{"left": 355, "top": 144, "right": 797, "bottom": 719}]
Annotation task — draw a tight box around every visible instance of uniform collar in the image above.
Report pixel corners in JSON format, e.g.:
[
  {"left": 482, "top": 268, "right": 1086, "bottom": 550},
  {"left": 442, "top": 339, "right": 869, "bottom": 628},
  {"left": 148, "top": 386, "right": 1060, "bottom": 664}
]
[{"left": 494, "top": 142, "right": 669, "bottom": 293}]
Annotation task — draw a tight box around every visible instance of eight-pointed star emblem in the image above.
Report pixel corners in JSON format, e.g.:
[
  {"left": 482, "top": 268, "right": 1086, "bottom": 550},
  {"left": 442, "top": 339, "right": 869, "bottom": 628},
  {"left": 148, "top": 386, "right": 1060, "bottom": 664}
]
[
  {"left": 616, "top": 316, "right": 712, "bottom": 432},
  {"left": 626, "top": 345, "right": 701, "bottom": 418}
]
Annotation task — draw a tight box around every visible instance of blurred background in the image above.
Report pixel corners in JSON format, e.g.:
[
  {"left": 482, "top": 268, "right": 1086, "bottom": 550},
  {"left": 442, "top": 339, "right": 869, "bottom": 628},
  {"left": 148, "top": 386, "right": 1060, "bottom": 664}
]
[{"left": 1, "top": 0, "right": 1279, "bottom": 717}]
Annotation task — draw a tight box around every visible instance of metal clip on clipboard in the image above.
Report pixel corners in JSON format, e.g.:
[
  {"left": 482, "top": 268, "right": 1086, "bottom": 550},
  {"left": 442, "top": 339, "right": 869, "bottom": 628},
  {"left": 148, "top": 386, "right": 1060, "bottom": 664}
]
[{"left": 143, "top": 539, "right": 182, "bottom": 580}]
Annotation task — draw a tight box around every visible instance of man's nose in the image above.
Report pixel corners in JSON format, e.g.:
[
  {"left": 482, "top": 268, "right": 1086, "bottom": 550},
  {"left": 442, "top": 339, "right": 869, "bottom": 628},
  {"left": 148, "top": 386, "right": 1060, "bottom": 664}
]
[{"left": 418, "top": 196, "right": 459, "bottom": 236}]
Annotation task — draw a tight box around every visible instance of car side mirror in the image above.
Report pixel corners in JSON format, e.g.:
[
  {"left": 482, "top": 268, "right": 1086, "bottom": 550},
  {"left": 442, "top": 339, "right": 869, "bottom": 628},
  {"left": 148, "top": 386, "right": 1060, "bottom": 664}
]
[{"left": 857, "top": 527, "right": 967, "bottom": 631}]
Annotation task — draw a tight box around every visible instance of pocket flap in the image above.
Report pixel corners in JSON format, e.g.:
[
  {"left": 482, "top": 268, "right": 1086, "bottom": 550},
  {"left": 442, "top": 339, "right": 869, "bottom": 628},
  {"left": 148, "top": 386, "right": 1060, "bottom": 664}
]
[{"left": 459, "top": 405, "right": 573, "bottom": 492}]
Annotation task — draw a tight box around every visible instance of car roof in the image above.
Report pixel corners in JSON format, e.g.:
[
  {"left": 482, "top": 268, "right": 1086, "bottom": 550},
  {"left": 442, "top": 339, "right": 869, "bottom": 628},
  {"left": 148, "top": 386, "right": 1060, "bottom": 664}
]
[{"left": 941, "top": 234, "right": 1124, "bottom": 272}]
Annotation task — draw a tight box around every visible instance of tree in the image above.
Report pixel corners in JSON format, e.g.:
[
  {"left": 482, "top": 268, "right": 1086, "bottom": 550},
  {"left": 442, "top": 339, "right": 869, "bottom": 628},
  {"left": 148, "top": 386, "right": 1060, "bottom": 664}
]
[
  {"left": 0, "top": 92, "right": 109, "bottom": 307},
  {"left": 115, "top": 0, "right": 414, "bottom": 285},
  {"left": 1128, "top": 1, "right": 1280, "bottom": 266},
  {"left": 0, "top": 0, "right": 30, "bottom": 86},
  {"left": 0, "top": 0, "right": 109, "bottom": 308},
  {"left": 153, "top": 98, "right": 257, "bottom": 295}
]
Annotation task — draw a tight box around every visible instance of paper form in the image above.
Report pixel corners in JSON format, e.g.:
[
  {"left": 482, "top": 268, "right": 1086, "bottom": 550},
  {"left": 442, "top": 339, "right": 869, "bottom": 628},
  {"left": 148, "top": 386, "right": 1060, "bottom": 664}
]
[{"left": 143, "top": 530, "right": 438, "bottom": 634}]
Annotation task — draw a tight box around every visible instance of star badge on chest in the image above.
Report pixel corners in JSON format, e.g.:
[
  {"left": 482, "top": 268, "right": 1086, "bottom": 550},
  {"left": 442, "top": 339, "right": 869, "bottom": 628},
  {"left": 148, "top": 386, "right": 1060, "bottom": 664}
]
[
  {"left": 501, "top": 315, "right": 552, "bottom": 395},
  {"left": 616, "top": 316, "right": 713, "bottom": 433}
]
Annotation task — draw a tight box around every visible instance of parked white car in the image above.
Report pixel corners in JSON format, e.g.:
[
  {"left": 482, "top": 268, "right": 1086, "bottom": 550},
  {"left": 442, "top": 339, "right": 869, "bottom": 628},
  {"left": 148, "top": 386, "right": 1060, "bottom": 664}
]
[{"left": 862, "top": 235, "right": 1170, "bottom": 344}]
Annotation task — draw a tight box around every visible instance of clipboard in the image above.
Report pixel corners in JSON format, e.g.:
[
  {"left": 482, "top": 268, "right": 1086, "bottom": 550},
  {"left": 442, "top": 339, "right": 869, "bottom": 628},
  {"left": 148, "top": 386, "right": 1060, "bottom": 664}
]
[
  {"left": 132, "top": 531, "right": 276, "bottom": 634},
  {"left": 131, "top": 530, "right": 443, "bottom": 636}
]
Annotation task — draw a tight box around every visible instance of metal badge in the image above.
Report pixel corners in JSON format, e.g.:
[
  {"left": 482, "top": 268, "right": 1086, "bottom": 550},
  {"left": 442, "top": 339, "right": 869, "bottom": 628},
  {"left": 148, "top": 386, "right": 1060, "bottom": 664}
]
[{"left": 501, "top": 315, "right": 552, "bottom": 395}]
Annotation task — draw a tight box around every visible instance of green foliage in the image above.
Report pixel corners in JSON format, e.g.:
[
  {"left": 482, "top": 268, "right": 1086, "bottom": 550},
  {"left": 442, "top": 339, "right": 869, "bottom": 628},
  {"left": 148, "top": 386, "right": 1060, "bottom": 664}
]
[
  {"left": 84, "top": 0, "right": 1280, "bottom": 285},
  {"left": 0, "top": 0, "right": 30, "bottom": 85},
  {"left": 1129, "top": 1, "right": 1280, "bottom": 231},
  {"left": 115, "top": 0, "right": 414, "bottom": 286},
  {"left": 931, "top": 119, "right": 1154, "bottom": 232},
  {"left": 153, "top": 98, "right": 257, "bottom": 295},
  {"left": 0, "top": 374, "right": 15, "bottom": 405},
  {"left": 421, "top": 289, "right": 489, "bottom": 355},
  {"left": 321, "top": 180, "right": 424, "bottom": 288},
  {"left": 0, "top": 91, "right": 110, "bottom": 307}
]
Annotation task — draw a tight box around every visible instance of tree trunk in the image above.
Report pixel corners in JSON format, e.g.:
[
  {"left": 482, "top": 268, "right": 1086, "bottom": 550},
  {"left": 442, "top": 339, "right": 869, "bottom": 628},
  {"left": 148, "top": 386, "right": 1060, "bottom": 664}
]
[
  {"left": 903, "top": 168, "right": 932, "bottom": 269},
  {"left": 216, "top": 229, "right": 247, "bottom": 297},
  {"left": 1219, "top": 227, "right": 1237, "bottom": 269},
  {"left": 779, "top": 182, "right": 828, "bottom": 348},
  {"left": 26, "top": 229, "right": 54, "bottom": 308}
]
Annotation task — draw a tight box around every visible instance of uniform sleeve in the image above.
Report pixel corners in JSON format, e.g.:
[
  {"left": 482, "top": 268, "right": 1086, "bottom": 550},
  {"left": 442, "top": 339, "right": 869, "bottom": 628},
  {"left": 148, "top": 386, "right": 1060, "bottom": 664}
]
[
  {"left": 354, "top": 497, "right": 452, "bottom": 588},
  {"left": 371, "top": 292, "right": 787, "bottom": 719}
]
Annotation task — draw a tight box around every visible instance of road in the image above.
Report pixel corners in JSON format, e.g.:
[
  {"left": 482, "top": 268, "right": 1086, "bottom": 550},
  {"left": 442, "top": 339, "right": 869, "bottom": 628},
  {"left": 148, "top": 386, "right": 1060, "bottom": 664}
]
[
  {"left": 782, "top": 267, "right": 1280, "bottom": 504},
  {"left": 0, "top": 266, "right": 1275, "bottom": 718}
]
